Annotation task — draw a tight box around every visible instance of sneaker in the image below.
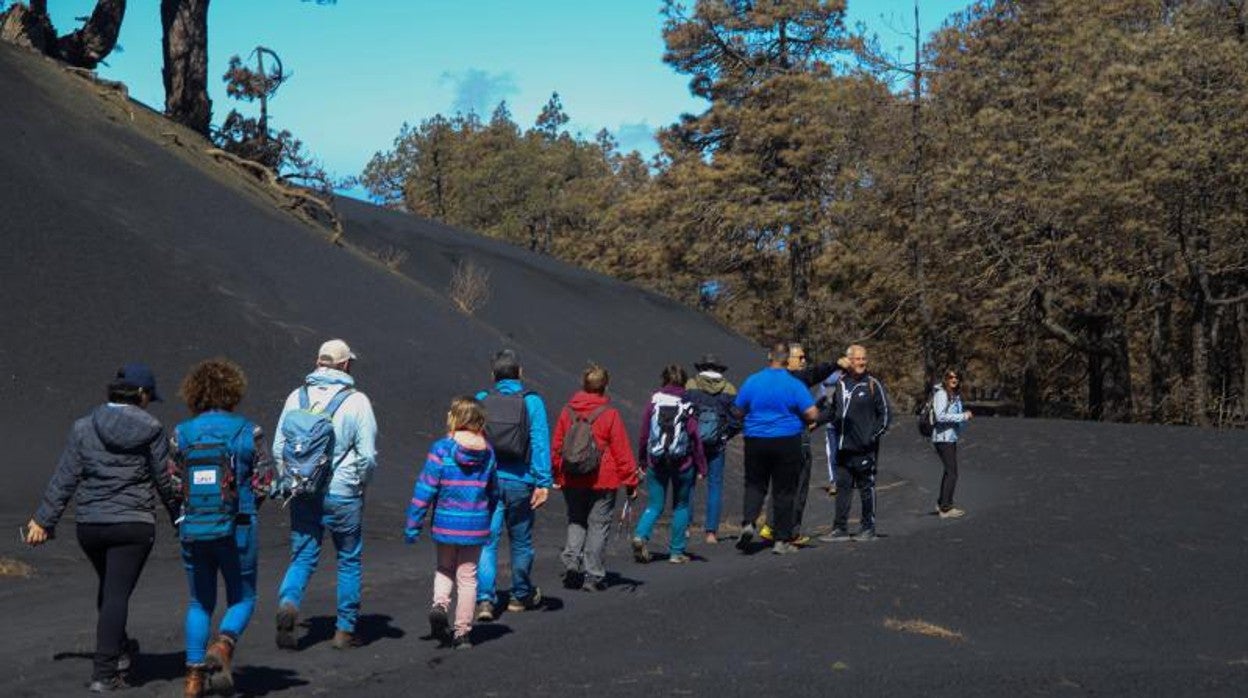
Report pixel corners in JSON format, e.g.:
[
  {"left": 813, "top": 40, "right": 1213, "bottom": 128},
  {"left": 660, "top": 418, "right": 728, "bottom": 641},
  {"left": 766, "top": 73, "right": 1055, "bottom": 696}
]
[
  {"left": 818, "top": 528, "right": 852, "bottom": 543},
  {"left": 452, "top": 633, "right": 473, "bottom": 650},
  {"left": 631, "top": 537, "right": 651, "bottom": 563},
  {"left": 855, "top": 528, "right": 878, "bottom": 542},
  {"left": 704, "top": 532, "right": 718, "bottom": 545},
  {"left": 117, "top": 637, "right": 138, "bottom": 674},
  {"left": 790, "top": 534, "right": 813, "bottom": 547},
  {"left": 275, "top": 603, "right": 298, "bottom": 650},
  {"left": 772, "top": 540, "right": 799, "bottom": 555},
  {"left": 87, "top": 675, "right": 130, "bottom": 693},
  {"left": 507, "top": 587, "right": 543, "bottom": 613},
  {"left": 582, "top": 577, "right": 608, "bottom": 592},
  {"left": 183, "top": 664, "right": 207, "bottom": 698},
  {"left": 735, "top": 524, "right": 756, "bottom": 551},
  {"left": 428, "top": 605, "right": 450, "bottom": 642},
  {"left": 668, "top": 553, "right": 691, "bottom": 564},
  {"left": 561, "top": 568, "right": 583, "bottom": 590},
  {"left": 939, "top": 507, "right": 966, "bottom": 519},
  {"left": 203, "top": 634, "right": 235, "bottom": 694},
  {"left": 331, "top": 629, "right": 358, "bottom": 650},
  {"left": 759, "top": 524, "right": 774, "bottom": 542},
  {"left": 475, "top": 600, "right": 496, "bottom": 622}
]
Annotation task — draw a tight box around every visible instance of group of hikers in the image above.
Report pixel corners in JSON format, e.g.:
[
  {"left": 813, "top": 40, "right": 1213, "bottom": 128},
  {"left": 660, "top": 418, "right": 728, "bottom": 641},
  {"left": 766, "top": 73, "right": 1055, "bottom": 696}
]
[{"left": 22, "top": 338, "right": 972, "bottom": 695}]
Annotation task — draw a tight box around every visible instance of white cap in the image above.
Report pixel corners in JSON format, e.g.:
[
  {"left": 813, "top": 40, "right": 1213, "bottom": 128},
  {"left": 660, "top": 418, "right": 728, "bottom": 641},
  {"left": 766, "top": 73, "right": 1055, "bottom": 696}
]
[{"left": 317, "top": 339, "right": 356, "bottom": 366}]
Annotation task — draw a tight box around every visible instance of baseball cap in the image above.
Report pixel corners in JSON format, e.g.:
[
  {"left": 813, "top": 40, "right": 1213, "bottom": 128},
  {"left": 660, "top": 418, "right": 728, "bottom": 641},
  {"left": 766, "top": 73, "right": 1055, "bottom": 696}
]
[
  {"left": 116, "top": 362, "right": 162, "bottom": 402},
  {"left": 318, "top": 339, "right": 356, "bottom": 365}
]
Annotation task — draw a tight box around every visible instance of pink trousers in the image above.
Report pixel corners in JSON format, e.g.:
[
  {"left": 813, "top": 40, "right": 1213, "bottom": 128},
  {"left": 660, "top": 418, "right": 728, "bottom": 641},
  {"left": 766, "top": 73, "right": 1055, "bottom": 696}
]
[{"left": 433, "top": 543, "right": 482, "bottom": 637}]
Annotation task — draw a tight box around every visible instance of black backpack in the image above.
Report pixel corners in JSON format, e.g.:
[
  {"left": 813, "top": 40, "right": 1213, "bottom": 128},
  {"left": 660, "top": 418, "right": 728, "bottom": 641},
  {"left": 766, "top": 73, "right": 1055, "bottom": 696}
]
[
  {"left": 560, "top": 405, "right": 608, "bottom": 476},
  {"left": 482, "top": 389, "right": 533, "bottom": 463},
  {"left": 686, "top": 389, "right": 728, "bottom": 454},
  {"left": 916, "top": 387, "right": 937, "bottom": 438}
]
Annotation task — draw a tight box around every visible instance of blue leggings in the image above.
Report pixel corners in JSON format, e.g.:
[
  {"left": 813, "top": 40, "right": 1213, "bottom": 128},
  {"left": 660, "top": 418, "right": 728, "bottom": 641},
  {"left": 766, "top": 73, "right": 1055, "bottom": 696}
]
[
  {"left": 635, "top": 466, "right": 696, "bottom": 556},
  {"left": 182, "top": 523, "right": 257, "bottom": 664}
]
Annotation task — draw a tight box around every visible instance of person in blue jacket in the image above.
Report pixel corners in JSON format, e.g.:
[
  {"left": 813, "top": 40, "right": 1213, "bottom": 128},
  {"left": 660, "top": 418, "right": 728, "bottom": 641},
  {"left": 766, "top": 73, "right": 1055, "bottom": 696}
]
[
  {"left": 931, "top": 368, "right": 973, "bottom": 518},
  {"left": 474, "top": 349, "right": 552, "bottom": 620}
]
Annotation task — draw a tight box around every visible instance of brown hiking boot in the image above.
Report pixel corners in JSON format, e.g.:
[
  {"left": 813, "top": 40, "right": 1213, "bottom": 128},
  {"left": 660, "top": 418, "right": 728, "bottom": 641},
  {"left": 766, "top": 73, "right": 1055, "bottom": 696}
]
[
  {"left": 275, "top": 603, "right": 298, "bottom": 650},
  {"left": 331, "top": 629, "right": 358, "bottom": 650},
  {"left": 203, "top": 634, "right": 235, "bottom": 695},
  {"left": 183, "top": 664, "right": 207, "bottom": 698}
]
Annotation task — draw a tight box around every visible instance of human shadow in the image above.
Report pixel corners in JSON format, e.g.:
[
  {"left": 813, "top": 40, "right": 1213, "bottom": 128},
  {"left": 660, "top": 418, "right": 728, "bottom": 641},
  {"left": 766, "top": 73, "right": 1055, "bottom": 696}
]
[
  {"left": 602, "top": 571, "right": 645, "bottom": 591},
  {"left": 233, "top": 664, "right": 309, "bottom": 696},
  {"left": 300, "top": 613, "right": 405, "bottom": 649}
]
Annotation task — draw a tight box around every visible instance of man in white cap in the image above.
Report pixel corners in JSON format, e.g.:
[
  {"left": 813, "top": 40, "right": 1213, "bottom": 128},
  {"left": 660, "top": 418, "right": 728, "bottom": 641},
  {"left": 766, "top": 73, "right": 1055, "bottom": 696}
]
[{"left": 272, "top": 339, "right": 378, "bottom": 650}]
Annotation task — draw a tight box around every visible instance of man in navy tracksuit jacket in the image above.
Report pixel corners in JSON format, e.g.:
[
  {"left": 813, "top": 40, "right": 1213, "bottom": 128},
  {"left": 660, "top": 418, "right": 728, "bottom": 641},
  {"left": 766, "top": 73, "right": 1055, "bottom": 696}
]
[{"left": 823, "top": 344, "right": 891, "bottom": 542}]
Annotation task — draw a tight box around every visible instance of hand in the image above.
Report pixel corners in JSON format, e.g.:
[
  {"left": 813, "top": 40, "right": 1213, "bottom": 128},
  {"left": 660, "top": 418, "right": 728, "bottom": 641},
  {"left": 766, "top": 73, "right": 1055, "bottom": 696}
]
[
  {"left": 404, "top": 532, "right": 420, "bottom": 544},
  {"left": 626, "top": 485, "right": 638, "bottom": 500},
  {"left": 24, "top": 519, "right": 48, "bottom": 546},
  {"left": 966, "top": 411, "right": 974, "bottom": 419},
  {"left": 530, "top": 487, "right": 549, "bottom": 509}
]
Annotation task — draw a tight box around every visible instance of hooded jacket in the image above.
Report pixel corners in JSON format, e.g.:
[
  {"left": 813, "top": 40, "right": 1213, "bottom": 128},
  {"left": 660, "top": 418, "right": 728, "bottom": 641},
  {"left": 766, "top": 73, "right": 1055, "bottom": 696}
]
[
  {"left": 273, "top": 368, "right": 378, "bottom": 498},
  {"left": 684, "top": 372, "right": 742, "bottom": 455},
  {"left": 637, "top": 385, "right": 708, "bottom": 476},
  {"left": 405, "top": 433, "right": 497, "bottom": 546},
  {"left": 831, "top": 372, "right": 892, "bottom": 455},
  {"left": 551, "top": 391, "right": 639, "bottom": 491},
  {"left": 931, "top": 386, "right": 970, "bottom": 444},
  {"left": 35, "top": 403, "right": 178, "bottom": 530},
  {"left": 474, "top": 378, "right": 553, "bottom": 488}
]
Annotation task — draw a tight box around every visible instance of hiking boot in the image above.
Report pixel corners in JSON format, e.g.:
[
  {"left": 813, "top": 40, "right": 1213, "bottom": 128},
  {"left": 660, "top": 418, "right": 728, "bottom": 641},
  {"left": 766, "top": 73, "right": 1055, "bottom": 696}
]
[
  {"left": 203, "top": 634, "right": 235, "bottom": 695},
  {"left": 668, "top": 553, "right": 691, "bottom": 564},
  {"left": 790, "top": 534, "right": 813, "bottom": 547},
  {"left": 117, "top": 637, "right": 138, "bottom": 674},
  {"left": 855, "top": 528, "right": 878, "bottom": 542},
  {"left": 275, "top": 603, "right": 298, "bottom": 650},
  {"left": 88, "top": 675, "right": 130, "bottom": 693},
  {"left": 772, "top": 540, "right": 799, "bottom": 555},
  {"left": 818, "top": 528, "right": 851, "bottom": 543},
  {"left": 704, "top": 531, "right": 718, "bottom": 545},
  {"left": 735, "top": 524, "right": 756, "bottom": 551},
  {"left": 759, "top": 524, "right": 774, "bottom": 542},
  {"left": 507, "top": 587, "right": 543, "bottom": 612},
  {"left": 183, "top": 665, "right": 207, "bottom": 698},
  {"left": 939, "top": 507, "right": 966, "bottom": 519},
  {"left": 428, "top": 604, "right": 450, "bottom": 642},
  {"left": 475, "top": 600, "right": 496, "bottom": 622},
  {"left": 331, "top": 630, "right": 357, "bottom": 650},
  {"left": 452, "top": 633, "right": 473, "bottom": 650},
  {"left": 822, "top": 482, "right": 837, "bottom": 497},
  {"left": 561, "top": 568, "right": 584, "bottom": 590},
  {"left": 631, "top": 537, "right": 651, "bottom": 563}
]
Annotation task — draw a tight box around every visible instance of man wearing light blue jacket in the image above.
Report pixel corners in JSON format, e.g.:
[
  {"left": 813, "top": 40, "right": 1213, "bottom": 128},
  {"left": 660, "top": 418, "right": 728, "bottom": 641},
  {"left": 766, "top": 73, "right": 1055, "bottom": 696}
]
[
  {"left": 473, "top": 349, "right": 552, "bottom": 621},
  {"left": 272, "top": 339, "right": 378, "bottom": 650}
]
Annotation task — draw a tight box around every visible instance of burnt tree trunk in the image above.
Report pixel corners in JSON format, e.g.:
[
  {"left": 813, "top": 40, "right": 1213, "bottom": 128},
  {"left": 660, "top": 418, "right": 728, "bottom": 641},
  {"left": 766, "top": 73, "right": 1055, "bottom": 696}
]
[
  {"left": 57, "top": 0, "right": 126, "bottom": 69},
  {"left": 1189, "top": 291, "right": 1210, "bottom": 426},
  {"left": 1148, "top": 284, "right": 1172, "bottom": 422},
  {"left": 161, "top": 0, "right": 211, "bottom": 135}
]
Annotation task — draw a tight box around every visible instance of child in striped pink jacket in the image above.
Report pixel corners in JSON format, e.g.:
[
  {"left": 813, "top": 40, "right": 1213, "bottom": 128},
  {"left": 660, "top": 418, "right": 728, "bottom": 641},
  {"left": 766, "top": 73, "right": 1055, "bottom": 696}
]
[{"left": 405, "top": 397, "right": 497, "bottom": 648}]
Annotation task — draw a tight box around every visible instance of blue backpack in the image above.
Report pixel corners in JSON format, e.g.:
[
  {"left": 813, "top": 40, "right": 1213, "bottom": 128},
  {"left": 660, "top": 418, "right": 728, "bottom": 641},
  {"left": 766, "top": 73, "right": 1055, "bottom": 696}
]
[
  {"left": 175, "top": 417, "right": 251, "bottom": 543},
  {"left": 279, "top": 386, "right": 354, "bottom": 499},
  {"left": 685, "top": 390, "right": 727, "bottom": 453},
  {"left": 646, "top": 393, "right": 694, "bottom": 464}
]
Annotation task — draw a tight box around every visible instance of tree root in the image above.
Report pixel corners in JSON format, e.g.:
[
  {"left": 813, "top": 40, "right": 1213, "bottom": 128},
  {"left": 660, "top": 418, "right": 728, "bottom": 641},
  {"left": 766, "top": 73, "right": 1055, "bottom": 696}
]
[{"left": 205, "top": 147, "right": 344, "bottom": 243}]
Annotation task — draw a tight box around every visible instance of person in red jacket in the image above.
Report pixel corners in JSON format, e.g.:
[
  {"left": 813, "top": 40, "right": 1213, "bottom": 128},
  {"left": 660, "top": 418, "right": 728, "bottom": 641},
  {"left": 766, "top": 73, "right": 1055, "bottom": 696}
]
[{"left": 552, "top": 364, "right": 639, "bottom": 591}]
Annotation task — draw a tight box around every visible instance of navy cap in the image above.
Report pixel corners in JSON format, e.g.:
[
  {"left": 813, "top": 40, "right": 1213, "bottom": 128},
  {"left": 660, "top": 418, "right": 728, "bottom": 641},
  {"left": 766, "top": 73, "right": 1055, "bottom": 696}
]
[{"left": 116, "top": 363, "right": 162, "bottom": 402}]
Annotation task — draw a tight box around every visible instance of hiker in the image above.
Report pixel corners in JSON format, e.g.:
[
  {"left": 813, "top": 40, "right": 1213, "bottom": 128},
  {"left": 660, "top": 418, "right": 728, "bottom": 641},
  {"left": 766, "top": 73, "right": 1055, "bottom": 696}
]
[
  {"left": 171, "top": 359, "right": 275, "bottom": 697},
  {"left": 684, "top": 353, "right": 741, "bottom": 544},
  {"left": 733, "top": 343, "right": 820, "bottom": 555},
  {"left": 23, "top": 363, "right": 179, "bottom": 693},
  {"left": 931, "top": 368, "right": 973, "bottom": 518},
  {"left": 821, "top": 344, "right": 892, "bottom": 543},
  {"left": 405, "top": 397, "right": 497, "bottom": 650},
  {"left": 273, "top": 339, "right": 378, "bottom": 650},
  {"left": 474, "top": 349, "right": 552, "bottom": 621},
  {"left": 552, "top": 364, "right": 639, "bottom": 590},
  {"left": 759, "top": 343, "right": 841, "bottom": 545},
  {"left": 632, "top": 364, "right": 707, "bottom": 564}
]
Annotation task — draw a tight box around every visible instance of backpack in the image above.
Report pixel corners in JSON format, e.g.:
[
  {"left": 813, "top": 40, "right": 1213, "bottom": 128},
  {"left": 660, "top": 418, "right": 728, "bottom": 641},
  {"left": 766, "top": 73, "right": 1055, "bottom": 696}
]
[
  {"left": 175, "top": 419, "right": 249, "bottom": 543},
  {"left": 916, "top": 388, "right": 936, "bottom": 438},
  {"left": 686, "top": 390, "right": 727, "bottom": 453},
  {"left": 482, "top": 389, "right": 533, "bottom": 463},
  {"left": 560, "top": 405, "right": 608, "bottom": 476},
  {"left": 646, "top": 393, "right": 694, "bottom": 464},
  {"left": 279, "top": 386, "right": 355, "bottom": 499}
]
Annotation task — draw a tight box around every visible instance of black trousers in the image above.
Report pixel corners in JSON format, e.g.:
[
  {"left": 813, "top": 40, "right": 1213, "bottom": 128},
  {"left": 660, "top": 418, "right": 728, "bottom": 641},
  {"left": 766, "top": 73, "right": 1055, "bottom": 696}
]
[
  {"left": 793, "top": 430, "right": 813, "bottom": 534},
  {"left": 934, "top": 442, "right": 959, "bottom": 511},
  {"left": 742, "top": 435, "right": 804, "bottom": 541},
  {"left": 76, "top": 522, "right": 154, "bottom": 680},
  {"left": 833, "top": 451, "right": 877, "bottom": 532}
]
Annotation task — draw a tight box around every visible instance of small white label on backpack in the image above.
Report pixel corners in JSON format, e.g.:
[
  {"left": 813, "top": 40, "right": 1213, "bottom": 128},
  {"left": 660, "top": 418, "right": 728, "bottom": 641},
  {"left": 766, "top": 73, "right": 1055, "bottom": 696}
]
[{"left": 193, "top": 470, "right": 218, "bottom": 485}]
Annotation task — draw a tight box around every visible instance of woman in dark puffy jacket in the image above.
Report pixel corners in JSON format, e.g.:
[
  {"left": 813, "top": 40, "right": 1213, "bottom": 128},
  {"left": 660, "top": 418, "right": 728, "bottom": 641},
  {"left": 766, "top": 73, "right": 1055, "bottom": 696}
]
[{"left": 24, "top": 363, "right": 179, "bottom": 693}]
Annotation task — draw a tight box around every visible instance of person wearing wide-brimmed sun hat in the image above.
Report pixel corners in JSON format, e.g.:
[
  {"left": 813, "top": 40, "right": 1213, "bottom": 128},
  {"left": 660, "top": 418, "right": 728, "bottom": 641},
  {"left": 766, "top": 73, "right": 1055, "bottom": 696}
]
[{"left": 684, "top": 353, "right": 741, "bottom": 544}]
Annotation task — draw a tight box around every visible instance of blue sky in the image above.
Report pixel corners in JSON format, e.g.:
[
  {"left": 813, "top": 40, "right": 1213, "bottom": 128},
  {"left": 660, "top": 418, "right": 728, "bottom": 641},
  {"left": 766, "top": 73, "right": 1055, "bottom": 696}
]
[{"left": 38, "top": 0, "right": 969, "bottom": 187}]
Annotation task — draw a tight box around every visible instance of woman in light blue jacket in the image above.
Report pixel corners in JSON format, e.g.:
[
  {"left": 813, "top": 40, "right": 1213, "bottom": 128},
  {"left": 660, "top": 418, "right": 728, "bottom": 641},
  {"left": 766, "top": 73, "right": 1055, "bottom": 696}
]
[{"left": 932, "top": 369, "right": 973, "bottom": 518}]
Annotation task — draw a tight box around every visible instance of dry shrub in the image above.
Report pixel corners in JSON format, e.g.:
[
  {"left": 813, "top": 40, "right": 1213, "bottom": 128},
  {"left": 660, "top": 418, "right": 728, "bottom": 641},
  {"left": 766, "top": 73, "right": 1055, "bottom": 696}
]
[
  {"left": 0, "top": 557, "right": 34, "bottom": 578},
  {"left": 449, "top": 260, "right": 490, "bottom": 315},
  {"left": 883, "top": 617, "right": 964, "bottom": 643},
  {"left": 373, "top": 245, "right": 409, "bottom": 271}
]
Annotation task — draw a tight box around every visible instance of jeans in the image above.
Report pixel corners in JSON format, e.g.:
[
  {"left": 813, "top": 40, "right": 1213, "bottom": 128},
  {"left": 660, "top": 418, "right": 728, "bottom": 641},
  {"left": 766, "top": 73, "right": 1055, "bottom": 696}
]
[
  {"left": 834, "top": 451, "right": 877, "bottom": 532},
  {"left": 561, "top": 488, "right": 617, "bottom": 582},
  {"left": 741, "top": 435, "right": 803, "bottom": 541},
  {"left": 634, "top": 465, "right": 696, "bottom": 556},
  {"left": 934, "top": 442, "right": 959, "bottom": 510},
  {"left": 703, "top": 449, "right": 726, "bottom": 534},
  {"left": 182, "top": 522, "right": 257, "bottom": 664},
  {"left": 278, "top": 494, "right": 364, "bottom": 632},
  {"left": 77, "top": 522, "right": 154, "bottom": 681},
  {"left": 477, "top": 478, "right": 536, "bottom": 604}
]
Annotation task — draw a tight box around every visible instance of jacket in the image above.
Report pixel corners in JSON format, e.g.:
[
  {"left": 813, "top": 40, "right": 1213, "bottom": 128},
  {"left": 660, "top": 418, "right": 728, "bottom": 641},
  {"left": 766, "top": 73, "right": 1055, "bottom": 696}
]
[
  {"left": 931, "top": 386, "right": 969, "bottom": 443},
  {"left": 831, "top": 372, "right": 892, "bottom": 454},
  {"left": 173, "top": 410, "right": 273, "bottom": 518},
  {"left": 273, "top": 368, "right": 378, "bottom": 498},
  {"left": 551, "top": 391, "right": 639, "bottom": 491},
  {"left": 637, "top": 386, "right": 708, "bottom": 476},
  {"left": 405, "top": 433, "right": 497, "bottom": 546},
  {"left": 684, "top": 372, "right": 742, "bottom": 456},
  {"left": 475, "top": 379, "right": 552, "bottom": 488},
  {"left": 34, "top": 403, "right": 178, "bottom": 530}
]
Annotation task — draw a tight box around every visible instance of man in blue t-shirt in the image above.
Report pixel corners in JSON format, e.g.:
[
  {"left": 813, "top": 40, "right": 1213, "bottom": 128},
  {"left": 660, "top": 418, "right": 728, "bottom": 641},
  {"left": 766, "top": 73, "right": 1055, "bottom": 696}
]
[{"left": 733, "top": 342, "right": 819, "bottom": 555}]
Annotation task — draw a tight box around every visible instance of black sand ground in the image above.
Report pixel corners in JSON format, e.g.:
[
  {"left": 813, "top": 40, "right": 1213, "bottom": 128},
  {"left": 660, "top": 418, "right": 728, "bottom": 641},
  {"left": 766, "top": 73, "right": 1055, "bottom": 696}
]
[{"left": 2, "top": 43, "right": 1247, "bottom": 696}]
